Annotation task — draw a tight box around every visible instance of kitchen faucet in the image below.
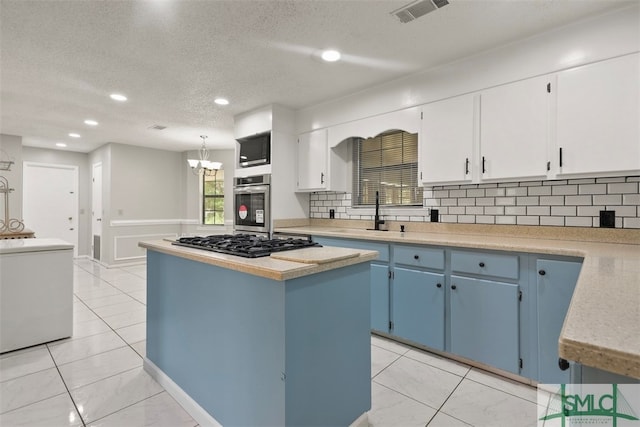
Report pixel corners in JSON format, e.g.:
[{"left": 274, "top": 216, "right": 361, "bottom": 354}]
[{"left": 374, "top": 190, "right": 385, "bottom": 231}]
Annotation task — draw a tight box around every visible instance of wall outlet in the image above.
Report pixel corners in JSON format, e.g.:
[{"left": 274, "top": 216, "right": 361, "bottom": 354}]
[
  {"left": 430, "top": 209, "right": 439, "bottom": 223},
  {"left": 599, "top": 210, "right": 615, "bottom": 228}
]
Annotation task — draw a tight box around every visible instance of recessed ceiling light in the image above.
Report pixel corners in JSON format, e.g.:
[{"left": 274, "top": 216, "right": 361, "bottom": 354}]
[
  {"left": 56, "top": 143, "right": 67, "bottom": 147},
  {"left": 68, "top": 133, "right": 81, "bottom": 138},
  {"left": 321, "top": 49, "right": 341, "bottom": 62},
  {"left": 214, "top": 98, "right": 229, "bottom": 106},
  {"left": 84, "top": 119, "right": 98, "bottom": 126},
  {"left": 110, "top": 93, "right": 127, "bottom": 102}
]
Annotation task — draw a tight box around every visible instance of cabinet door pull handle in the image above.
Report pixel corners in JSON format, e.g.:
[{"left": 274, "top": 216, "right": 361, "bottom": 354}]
[
  {"left": 538, "top": 269, "right": 546, "bottom": 276},
  {"left": 413, "top": 255, "right": 419, "bottom": 260},
  {"left": 320, "top": 172, "right": 325, "bottom": 184},
  {"left": 558, "top": 358, "right": 570, "bottom": 371},
  {"left": 482, "top": 156, "right": 486, "bottom": 174},
  {"left": 479, "top": 262, "right": 485, "bottom": 268},
  {"left": 465, "top": 158, "right": 469, "bottom": 175},
  {"left": 559, "top": 148, "right": 563, "bottom": 168},
  {"left": 436, "top": 283, "right": 442, "bottom": 288},
  {"left": 451, "top": 284, "right": 457, "bottom": 290}
]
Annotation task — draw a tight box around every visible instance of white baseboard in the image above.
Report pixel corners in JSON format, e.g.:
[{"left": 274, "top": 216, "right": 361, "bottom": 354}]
[{"left": 143, "top": 358, "right": 222, "bottom": 427}]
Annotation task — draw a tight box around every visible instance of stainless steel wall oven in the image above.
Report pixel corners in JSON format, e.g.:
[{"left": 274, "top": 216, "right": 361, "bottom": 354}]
[{"left": 233, "top": 174, "right": 270, "bottom": 234}]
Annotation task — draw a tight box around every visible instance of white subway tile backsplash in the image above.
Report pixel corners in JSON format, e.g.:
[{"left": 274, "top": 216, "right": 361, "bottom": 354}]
[
  {"left": 608, "top": 182, "right": 638, "bottom": 194},
  {"left": 310, "top": 175, "right": 639, "bottom": 228},
  {"left": 623, "top": 217, "right": 640, "bottom": 228},
  {"left": 527, "top": 206, "right": 550, "bottom": 216},
  {"left": 467, "top": 189, "right": 485, "bottom": 197},
  {"left": 623, "top": 194, "right": 640, "bottom": 205},
  {"left": 568, "top": 178, "right": 596, "bottom": 185},
  {"left": 476, "top": 197, "right": 495, "bottom": 206},
  {"left": 552, "top": 185, "right": 578, "bottom": 195},
  {"left": 540, "top": 216, "right": 565, "bottom": 226},
  {"left": 506, "top": 187, "right": 527, "bottom": 197},
  {"left": 606, "top": 205, "right": 637, "bottom": 217},
  {"left": 539, "top": 196, "right": 565, "bottom": 205},
  {"left": 577, "top": 206, "right": 604, "bottom": 217},
  {"left": 527, "top": 186, "right": 552, "bottom": 196},
  {"left": 495, "top": 197, "right": 516, "bottom": 206},
  {"left": 517, "top": 216, "right": 540, "bottom": 225},
  {"left": 596, "top": 177, "right": 626, "bottom": 183},
  {"left": 551, "top": 206, "right": 576, "bottom": 216},
  {"left": 565, "top": 195, "right": 592, "bottom": 206},
  {"left": 484, "top": 206, "right": 505, "bottom": 215},
  {"left": 486, "top": 188, "right": 506, "bottom": 197},
  {"left": 466, "top": 207, "right": 484, "bottom": 215},
  {"left": 578, "top": 184, "right": 607, "bottom": 195},
  {"left": 458, "top": 215, "right": 476, "bottom": 223},
  {"left": 496, "top": 216, "right": 517, "bottom": 225},
  {"left": 565, "top": 217, "right": 592, "bottom": 227},
  {"left": 516, "top": 196, "right": 539, "bottom": 206},
  {"left": 505, "top": 206, "right": 527, "bottom": 215},
  {"left": 593, "top": 194, "right": 622, "bottom": 205},
  {"left": 476, "top": 215, "right": 495, "bottom": 224}
]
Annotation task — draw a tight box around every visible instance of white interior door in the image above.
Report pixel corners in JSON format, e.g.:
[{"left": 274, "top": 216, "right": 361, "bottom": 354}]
[
  {"left": 92, "top": 162, "right": 102, "bottom": 260},
  {"left": 23, "top": 162, "right": 79, "bottom": 257}
]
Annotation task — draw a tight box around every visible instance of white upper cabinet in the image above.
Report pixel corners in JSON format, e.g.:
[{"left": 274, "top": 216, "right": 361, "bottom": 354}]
[
  {"left": 328, "top": 107, "right": 421, "bottom": 148},
  {"left": 556, "top": 53, "right": 640, "bottom": 177},
  {"left": 234, "top": 107, "right": 272, "bottom": 139},
  {"left": 479, "top": 75, "right": 552, "bottom": 182},
  {"left": 297, "top": 128, "right": 349, "bottom": 192},
  {"left": 420, "top": 94, "right": 476, "bottom": 185}
]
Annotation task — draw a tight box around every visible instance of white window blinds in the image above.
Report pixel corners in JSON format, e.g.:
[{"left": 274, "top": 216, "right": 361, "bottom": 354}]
[{"left": 352, "top": 130, "right": 421, "bottom": 206}]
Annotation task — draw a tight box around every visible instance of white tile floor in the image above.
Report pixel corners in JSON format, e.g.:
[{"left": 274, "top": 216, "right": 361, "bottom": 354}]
[{"left": 0, "top": 259, "right": 540, "bottom": 427}]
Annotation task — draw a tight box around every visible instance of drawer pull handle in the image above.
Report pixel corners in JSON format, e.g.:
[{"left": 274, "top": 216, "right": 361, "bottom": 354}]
[
  {"left": 538, "top": 270, "right": 546, "bottom": 276},
  {"left": 436, "top": 283, "right": 442, "bottom": 288},
  {"left": 451, "top": 284, "right": 457, "bottom": 290},
  {"left": 414, "top": 255, "right": 419, "bottom": 260},
  {"left": 558, "top": 358, "right": 570, "bottom": 371},
  {"left": 479, "top": 262, "right": 485, "bottom": 268}
]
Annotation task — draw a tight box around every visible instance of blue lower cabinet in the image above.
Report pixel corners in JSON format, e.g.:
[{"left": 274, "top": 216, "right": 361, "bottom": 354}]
[
  {"left": 536, "top": 259, "right": 582, "bottom": 384},
  {"left": 392, "top": 267, "right": 445, "bottom": 350},
  {"left": 371, "top": 263, "right": 390, "bottom": 332},
  {"left": 450, "top": 276, "right": 520, "bottom": 374}
]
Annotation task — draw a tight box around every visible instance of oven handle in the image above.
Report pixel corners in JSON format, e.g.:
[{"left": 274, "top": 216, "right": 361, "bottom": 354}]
[{"left": 233, "top": 185, "right": 270, "bottom": 194}]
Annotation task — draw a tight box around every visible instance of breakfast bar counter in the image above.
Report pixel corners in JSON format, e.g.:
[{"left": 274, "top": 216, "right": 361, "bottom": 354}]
[{"left": 138, "top": 240, "right": 377, "bottom": 427}]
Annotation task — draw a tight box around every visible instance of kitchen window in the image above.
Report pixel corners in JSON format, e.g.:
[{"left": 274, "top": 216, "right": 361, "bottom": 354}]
[
  {"left": 352, "top": 130, "right": 420, "bottom": 206},
  {"left": 203, "top": 170, "right": 224, "bottom": 225}
]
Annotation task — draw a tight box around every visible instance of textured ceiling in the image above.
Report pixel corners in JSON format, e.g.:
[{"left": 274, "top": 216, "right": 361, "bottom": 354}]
[{"left": 0, "top": 0, "right": 633, "bottom": 153}]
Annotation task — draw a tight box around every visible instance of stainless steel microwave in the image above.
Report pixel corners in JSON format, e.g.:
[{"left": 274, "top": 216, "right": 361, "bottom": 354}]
[{"left": 237, "top": 132, "right": 270, "bottom": 168}]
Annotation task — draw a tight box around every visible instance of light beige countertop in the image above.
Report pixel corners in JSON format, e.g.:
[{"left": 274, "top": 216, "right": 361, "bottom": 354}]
[
  {"left": 275, "top": 221, "right": 640, "bottom": 379},
  {"left": 0, "top": 237, "right": 73, "bottom": 254},
  {"left": 138, "top": 239, "right": 378, "bottom": 282}
]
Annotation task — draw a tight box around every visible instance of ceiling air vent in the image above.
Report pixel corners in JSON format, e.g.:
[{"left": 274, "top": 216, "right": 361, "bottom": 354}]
[
  {"left": 148, "top": 124, "right": 167, "bottom": 130},
  {"left": 391, "top": 0, "right": 449, "bottom": 23}
]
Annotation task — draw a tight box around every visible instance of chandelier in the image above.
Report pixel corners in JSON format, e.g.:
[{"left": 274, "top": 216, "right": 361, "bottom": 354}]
[{"left": 187, "top": 135, "right": 222, "bottom": 176}]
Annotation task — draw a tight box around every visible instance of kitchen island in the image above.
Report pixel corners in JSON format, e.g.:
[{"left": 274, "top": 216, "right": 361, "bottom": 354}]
[{"left": 138, "top": 239, "right": 378, "bottom": 427}]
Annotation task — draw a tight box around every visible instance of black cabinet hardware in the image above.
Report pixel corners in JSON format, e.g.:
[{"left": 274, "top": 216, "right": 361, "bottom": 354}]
[
  {"left": 479, "top": 262, "right": 485, "bottom": 268},
  {"left": 320, "top": 172, "right": 324, "bottom": 184},
  {"left": 547, "top": 82, "right": 551, "bottom": 93},
  {"left": 436, "top": 283, "right": 442, "bottom": 288},
  {"left": 451, "top": 284, "right": 457, "bottom": 290},
  {"left": 465, "top": 158, "right": 469, "bottom": 175},
  {"left": 414, "top": 254, "right": 419, "bottom": 260},
  {"left": 482, "top": 156, "right": 486, "bottom": 173},
  {"left": 558, "top": 358, "right": 570, "bottom": 371},
  {"left": 559, "top": 148, "right": 563, "bottom": 168},
  {"left": 538, "top": 270, "right": 546, "bottom": 276}
]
